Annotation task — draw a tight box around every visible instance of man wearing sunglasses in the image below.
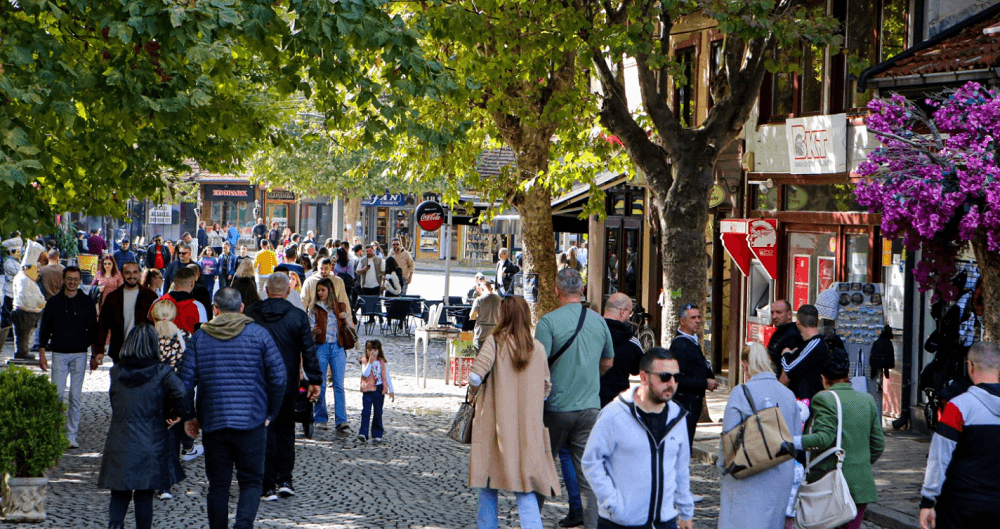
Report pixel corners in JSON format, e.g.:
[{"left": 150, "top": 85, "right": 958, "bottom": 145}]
[
  {"left": 162, "top": 243, "right": 199, "bottom": 294},
  {"left": 583, "top": 347, "right": 695, "bottom": 529},
  {"left": 670, "top": 303, "right": 718, "bottom": 462}
]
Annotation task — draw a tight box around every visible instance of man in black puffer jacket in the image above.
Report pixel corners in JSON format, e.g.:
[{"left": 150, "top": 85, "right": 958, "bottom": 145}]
[
  {"left": 248, "top": 273, "right": 322, "bottom": 501},
  {"left": 599, "top": 293, "right": 644, "bottom": 407}
]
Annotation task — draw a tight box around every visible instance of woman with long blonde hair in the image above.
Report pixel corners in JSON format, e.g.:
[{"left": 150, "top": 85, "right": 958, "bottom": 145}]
[
  {"left": 468, "top": 296, "right": 559, "bottom": 528},
  {"left": 146, "top": 298, "right": 199, "bottom": 498}
]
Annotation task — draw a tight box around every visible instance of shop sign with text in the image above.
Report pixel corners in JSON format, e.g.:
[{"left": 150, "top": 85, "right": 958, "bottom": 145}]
[
  {"left": 785, "top": 113, "right": 847, "bottom": 174},
  {"left": 266, "top": 190, "right": 295, "bottom": 201},
  {"left": 204, "top": 185, "right": 254, "bottom": 200}
]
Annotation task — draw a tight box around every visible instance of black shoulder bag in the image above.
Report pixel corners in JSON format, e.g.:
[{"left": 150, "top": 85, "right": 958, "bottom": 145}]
[{"left": 548, "top": 305, "right": 589, "bottom": 368}]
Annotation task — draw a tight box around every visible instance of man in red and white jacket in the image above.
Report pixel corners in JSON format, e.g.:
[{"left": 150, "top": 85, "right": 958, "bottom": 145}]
[{"left": 920, "top": 340, "right": 1000, "bottom": 529}]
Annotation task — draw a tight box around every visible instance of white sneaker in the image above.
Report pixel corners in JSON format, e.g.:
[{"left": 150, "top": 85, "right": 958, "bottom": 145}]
[
  {"left": 68, "top": 439, "right": 79, "bottom": 449},
  {"left": 180, "top": 445, "right": 204, "bottom": 461},
  {"left": 157, "top": 490, "right": 172, "bottom": 500}
]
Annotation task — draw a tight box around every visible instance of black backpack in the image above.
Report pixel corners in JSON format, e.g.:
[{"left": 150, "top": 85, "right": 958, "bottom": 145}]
[{"left": 870, "top": 324, "right": 895, "bottom": 377}]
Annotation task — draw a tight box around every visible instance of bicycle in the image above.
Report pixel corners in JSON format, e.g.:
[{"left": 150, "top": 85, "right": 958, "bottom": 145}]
[{"left": 629, "top": 304, "right": 656, "bottom": 351}]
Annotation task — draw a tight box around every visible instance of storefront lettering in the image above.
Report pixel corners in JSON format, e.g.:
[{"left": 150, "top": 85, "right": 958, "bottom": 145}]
[
  {"left": 267, "top": 190, "right": 295, "bottom": 200},
  {"left": 791, "top": 125, "right": 830, "bottom": 162},
  {"left": 785, "top": 114, "right": 847, "bottom": 174},
  {"left": 212, "top": 189, "right": 250, "bottom": 198}
]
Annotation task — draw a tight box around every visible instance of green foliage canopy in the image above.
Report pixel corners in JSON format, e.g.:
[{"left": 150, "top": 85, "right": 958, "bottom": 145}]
[{"left": 0, "top": 0, "right": 449, "bottom": 237}]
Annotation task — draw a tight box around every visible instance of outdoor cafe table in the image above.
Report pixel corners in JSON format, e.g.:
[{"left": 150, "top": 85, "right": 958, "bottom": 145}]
[{"left": 413, "top": 325, "right": 461, "bottom": 388}]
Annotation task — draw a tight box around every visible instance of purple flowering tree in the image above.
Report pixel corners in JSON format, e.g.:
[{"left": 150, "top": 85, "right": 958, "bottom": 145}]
[{"left": 856, "top": 82, "right": 1000, "bottom": 339}]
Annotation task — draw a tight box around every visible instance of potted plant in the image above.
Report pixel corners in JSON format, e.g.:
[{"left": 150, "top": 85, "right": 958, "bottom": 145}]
[{"left": 0, "top": 367, "right": 69, "bottom": 523}]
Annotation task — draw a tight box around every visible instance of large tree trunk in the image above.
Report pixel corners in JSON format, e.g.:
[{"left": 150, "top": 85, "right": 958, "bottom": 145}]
[
  {"left": 342, "top": 196, "right": 362, "bottom": 242},
  {"left": 512, "top": 144, "right": 558, "bottom": 321},
  {"left": 518, "top": 185, "right": 558, "bottom": 320},
  {"left": 972, "top": 232, "right": 1000, "bottom": 341},
  {"left": 653, "top": 151, "right": 715, "bottom": 340}
]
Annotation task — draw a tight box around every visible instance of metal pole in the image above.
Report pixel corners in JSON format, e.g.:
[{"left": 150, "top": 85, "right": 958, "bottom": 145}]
[{"left": 443, "top": 207, "right": 452, "bottom": 306}]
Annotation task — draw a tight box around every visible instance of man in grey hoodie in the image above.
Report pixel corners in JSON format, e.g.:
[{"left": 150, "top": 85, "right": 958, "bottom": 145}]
[
  {"left": 180, "top": 288, "right": 286, "bottom": 529},
  {"left": 582, "top": 347, "right": 694, "bottom": 529}
]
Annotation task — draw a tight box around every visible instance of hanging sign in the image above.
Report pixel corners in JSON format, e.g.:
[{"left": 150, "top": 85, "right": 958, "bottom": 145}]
[
  {"left": 415, "top": 201, "right": 445, "bottom": 231},
  {"left": 708, "top": 184, "right": 726, "bottom": 208},
  {"left": 720, "top": 219, "right": 751, "bottom": 277},
  {"left": 747, "top": 218, "right": 778, "bottom": 280}
]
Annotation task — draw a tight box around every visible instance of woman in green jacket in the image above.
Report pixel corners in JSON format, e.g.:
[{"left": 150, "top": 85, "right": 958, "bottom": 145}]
[{"left": 796, "top": 349, "right": 885, "bottom": 529}]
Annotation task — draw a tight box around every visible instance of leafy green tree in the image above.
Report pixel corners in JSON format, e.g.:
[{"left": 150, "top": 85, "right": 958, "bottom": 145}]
[
  {"left": 249, "top": 116, "right": 442, "bottom": 241},
  {"left": 0, "top": 0, "right": 446, "bottom": 237},
  {"left": 578, "top": 1, "right": 842, "bottom": 335},
  {"left": 347, "top": 0, "right": 629, "bottom": 316}
]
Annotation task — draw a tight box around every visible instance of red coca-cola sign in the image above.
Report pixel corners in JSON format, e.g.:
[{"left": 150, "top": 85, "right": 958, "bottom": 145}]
[{"left": 415, "top": 200, "right": 445, "bottom": 231}]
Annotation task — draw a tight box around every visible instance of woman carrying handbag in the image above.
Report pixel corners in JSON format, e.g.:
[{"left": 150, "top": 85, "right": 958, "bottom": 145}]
[
  {"left": 467, "top": 296, "right": 560, "bottom": 529},
  {"left": 794, "top": 349, "right": 885, "bottom": 529},
  {"left": 719, "top": 343, "right": 801, "bottom": 529}
]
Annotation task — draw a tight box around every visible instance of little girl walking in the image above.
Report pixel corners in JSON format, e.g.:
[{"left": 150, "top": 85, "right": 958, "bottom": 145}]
[{"left": 357, "top": 339, "right": 394, "bottom": 443}]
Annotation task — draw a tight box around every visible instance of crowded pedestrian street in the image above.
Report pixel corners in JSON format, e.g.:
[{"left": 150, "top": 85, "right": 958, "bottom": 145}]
[{"left": 0, "top": 266, "right": 913, "bottom": 529}]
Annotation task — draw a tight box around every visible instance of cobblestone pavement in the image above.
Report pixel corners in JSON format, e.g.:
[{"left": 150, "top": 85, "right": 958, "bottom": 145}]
[
  {"left": 3, "top": 330, "right": 889, "bottom": 529},
  {"left": 0, "top": 263, "right": 893, "bottom": 528}
]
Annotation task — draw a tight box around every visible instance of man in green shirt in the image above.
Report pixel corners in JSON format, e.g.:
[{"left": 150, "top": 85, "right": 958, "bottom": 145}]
[{"left": 534, "top": 268, "right": 614, "bottom": 529}]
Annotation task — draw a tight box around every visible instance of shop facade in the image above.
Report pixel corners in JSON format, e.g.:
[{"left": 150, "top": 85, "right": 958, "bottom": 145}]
[
  {"left": 200, "top": 183, "right": 258, "bottom": 247},
  {"left": 265, "top": 189, "right": 297, "bottom": 232}
]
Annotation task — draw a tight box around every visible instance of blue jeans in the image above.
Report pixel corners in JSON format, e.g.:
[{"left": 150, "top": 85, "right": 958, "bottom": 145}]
[
  {"left": 560, "top": 444, "right": 582, "bottom": 514},
  {"left": 359, "top": 385, "right": 384, "bottom": 439},
  {"left": 477, "top": 488, "right": 542, "bottom": 529},
  {"left": 314, "top": 342, "right": 347, "bottom": 426},
  {"left": 202, "top": 426, "right": 267, "bottom": 529}
]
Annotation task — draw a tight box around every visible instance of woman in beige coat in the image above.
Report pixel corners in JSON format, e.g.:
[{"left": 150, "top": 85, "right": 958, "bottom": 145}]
[{"left": 468, "top": 296, "right": 560, "bottom": 529}]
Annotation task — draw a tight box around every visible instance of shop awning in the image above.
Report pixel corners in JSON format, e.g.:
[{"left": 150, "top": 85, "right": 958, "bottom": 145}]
[{"left": 858, "top": 4, "right": 1000, "bottom": 91}]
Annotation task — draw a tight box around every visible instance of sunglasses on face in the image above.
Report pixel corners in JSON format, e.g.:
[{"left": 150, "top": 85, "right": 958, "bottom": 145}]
[
  {"left": 179, "top": 251, "right": 190, "bottom": 256},
  {"left": 647, "top": 371, "right": 682, "bottom": 383}
]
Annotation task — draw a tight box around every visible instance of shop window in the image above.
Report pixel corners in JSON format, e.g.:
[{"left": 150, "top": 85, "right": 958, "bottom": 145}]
[
  {"left": 843, "top": 0, "right": 909, "bottom": 110},
  {"left": 765, "top": 42, "right": 826, "bottom": 120},
  {"left": 800, "top": 43, "right": 824, "bottom": 114},
  {"left": 787, "top": 232, "right": 837, "bottom": 310},
  {"left": 611, "top": 194, "right": 627, "bottom": 216},
  {"left": 674, "top": 46, "right": 695, "bottom": 127},
  {"left": 847, "top": 234, "right": 870, "bottom": 282},
  {"left": 751, "top": 183, "right": 778, "bottom": 211},
  {"left": 630, "top": 195, "right": 644, "bottom": 216},
  {"left": 782, "top": 184, "right": 864, "bottom": 212},
  {"left": 708, "top": 40, "right": 724, "bottom": 109}
]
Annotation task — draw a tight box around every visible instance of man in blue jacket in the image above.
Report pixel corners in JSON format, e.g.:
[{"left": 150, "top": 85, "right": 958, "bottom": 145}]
[
  {"left": 583, "top": 347, "right": 694, "bottom": 529},
  {"left": 180, "top": 288, "right": 287, "bottom": 529}
]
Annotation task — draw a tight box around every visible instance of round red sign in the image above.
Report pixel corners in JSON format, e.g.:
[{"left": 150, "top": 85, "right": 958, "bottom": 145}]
[{"left": 415, "top": 201, "right": 445, "bottom": 231}]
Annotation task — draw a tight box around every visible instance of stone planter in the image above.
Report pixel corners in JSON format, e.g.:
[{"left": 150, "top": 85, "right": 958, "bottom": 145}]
[{"left": 1, "top": 475, "right": 48, "bottom": 523}]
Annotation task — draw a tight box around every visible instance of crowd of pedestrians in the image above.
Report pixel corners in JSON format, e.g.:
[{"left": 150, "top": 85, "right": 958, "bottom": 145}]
[{"left": 6, "top": 228, "right": 1000, "bottom": 529}]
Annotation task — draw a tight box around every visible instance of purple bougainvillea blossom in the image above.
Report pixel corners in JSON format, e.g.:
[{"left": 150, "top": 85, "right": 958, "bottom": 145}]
[{"left": 857, "top": 82, "right": 1000, "bottom": 300}]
